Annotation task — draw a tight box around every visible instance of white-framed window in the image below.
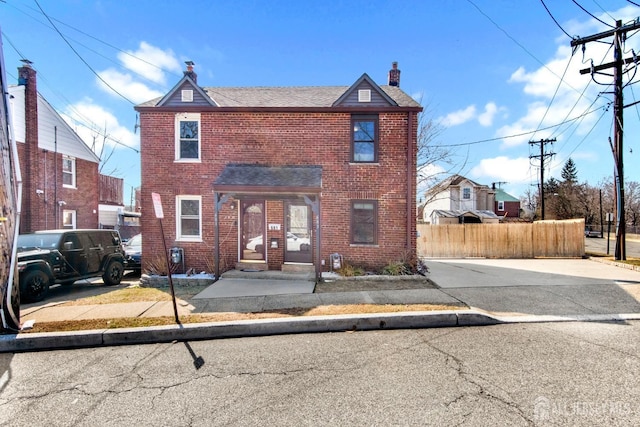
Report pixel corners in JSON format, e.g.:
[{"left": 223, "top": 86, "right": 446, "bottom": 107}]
[
  {"left": 351, "top": 200, "right": 378, "bottom": 245},
  {"left": 62, "top": 210, "right": 76, "bottom": 228},
  {"left": 62, "top": 156, "right": 76, "bottom": 188},
  {"left": 175, "top": 113, "right": 201, "bottom": 162},
  {"left": 462, "top": 187, "right": 471, "bottom": 200},
  {"left": 176, "top": 195, "right": 202, "bottom": 241},
  {"left": 498, "top": 201, "right": 505, "bottom": 211}
]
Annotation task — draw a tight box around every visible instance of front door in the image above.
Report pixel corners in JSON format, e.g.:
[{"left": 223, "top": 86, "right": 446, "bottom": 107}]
[
  {"left": 285, "top": 202, "right": 312, "bottom": 263},
  {"left": 241, "top": 200, "right": 265, "bottom": 261}
]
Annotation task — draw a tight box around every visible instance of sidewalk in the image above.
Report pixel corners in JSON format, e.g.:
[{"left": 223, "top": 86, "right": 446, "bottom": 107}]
[{"left": 4, "top": 257, "right": 640, "bottom": 352}]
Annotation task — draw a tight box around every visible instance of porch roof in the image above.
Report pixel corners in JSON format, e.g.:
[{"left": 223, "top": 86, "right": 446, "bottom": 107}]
[{"left": 213, "top": 164, "right": 322, "bottom": 195}]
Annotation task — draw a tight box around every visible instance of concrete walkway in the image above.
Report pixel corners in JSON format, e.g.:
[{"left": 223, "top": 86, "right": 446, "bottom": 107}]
[{"left": 4, "top": 257, "right": 640, "bottom": 352}]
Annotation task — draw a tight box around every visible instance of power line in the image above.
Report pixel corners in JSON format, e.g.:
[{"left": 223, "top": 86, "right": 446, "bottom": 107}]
[
  {"left": 540, "top": 0, "right": 574, "bottom": 39},
  {"left": 529, "top": 138, "right": 556, "bottom": 220},
  {"left": 555, "top": 103, "right": 610, "bottom": 164},
  {"left": 466, "top": 0, "right": 592, "bottom": 101},
  {"left": 432, "top": 104, "right": 608, "bottom": 148},
  {"left": 530, "top": 47, "right": 577, "bottom": 142},
  {"left": 571, "top": 0, "right": 615, "bottom": 28},
  {"left": 2, "top": 32, "right": 138, "bottom": 155},
  {"left": 4, "top": 1, "right": 182, "bottom": 82},
  {"left": 591, "top": 0, "right": 617, "bottom": 22},
  {"left": 33, "top": 0, "right": 135, "bottom": 105}
]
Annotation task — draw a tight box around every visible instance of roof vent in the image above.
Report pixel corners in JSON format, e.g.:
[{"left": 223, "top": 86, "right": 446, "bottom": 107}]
[
  {"left": 358, "top": 89, "right": 371, "bottom": 103},
  {"left": 181, "top": 89, "right": 193, "bottom": 102}
]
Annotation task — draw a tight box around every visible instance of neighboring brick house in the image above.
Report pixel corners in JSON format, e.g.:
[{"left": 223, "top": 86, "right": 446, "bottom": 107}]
[
  {"left": 493, "top": 187, "right": 521, "bottom": 219},
  {"left": 135, "top": 62, "right": 421, "bottom": 278},
  {"left": 420, "top": 174, "right": 498, "bottom": 224},
  {"left": 10, "top": 61, "right": 118, "bottom": 232}
]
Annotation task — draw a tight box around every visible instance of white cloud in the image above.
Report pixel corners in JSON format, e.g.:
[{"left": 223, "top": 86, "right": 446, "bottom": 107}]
[
  {"left": 62, "top": 100, "right": 138, "bottom": 157},
  {"left": 97, "top": 69, "right": 165, "bottom": 104},
  {"left": 119, "top": 41, "right": 182, "bottom": 85},
  {"left": 95, "top": 42, "right": 181, "bottom": 103},
  {"left": 440, "top": 105, "right": 476, "bottom": 127},
  {"left": 499, "top": 5, "right": 640, "bottom": 149},
  {"left": 471, "top": 156, "right": 534, "bottom": 184},
  {"left": 478, "top": 102, "right": 499, "bottom": 127}
]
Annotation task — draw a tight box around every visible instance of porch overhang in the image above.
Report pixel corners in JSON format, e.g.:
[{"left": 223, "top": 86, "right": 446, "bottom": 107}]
[
  {"left": 212, "top": 164, "right": 323, "bottom": 282},
  {"left": 213, "top": 164, "right": 322, "bottom": 196}
]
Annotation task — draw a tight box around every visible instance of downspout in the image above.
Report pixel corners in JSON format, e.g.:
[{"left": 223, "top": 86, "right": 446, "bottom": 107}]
[
  {"left": 54, "top": 126, "right": 57, "bottom": 227},
  {"left": 2, "top": 79, "right": 23, "bottom": 331},
  {"left": 406, "top": 111, "right": 414, "bottom": 250},
  {"left": 43, "top": 153, "right": 47, "bottom": 228}
]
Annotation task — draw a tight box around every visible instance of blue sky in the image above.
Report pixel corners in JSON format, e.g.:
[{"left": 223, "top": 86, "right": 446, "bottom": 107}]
[{"left": 2, "top": 0, "right": 640, "bottom": 202}]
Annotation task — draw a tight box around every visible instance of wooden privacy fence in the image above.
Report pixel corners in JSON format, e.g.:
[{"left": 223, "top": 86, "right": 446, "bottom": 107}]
[{"left": 417, "top": 219, "right": 585, "bottom": 258}]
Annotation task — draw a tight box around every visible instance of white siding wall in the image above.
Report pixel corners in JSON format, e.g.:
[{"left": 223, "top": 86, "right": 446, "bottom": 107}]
[{"left": 8, "top": 85, "right": 99, "bottom": 163}]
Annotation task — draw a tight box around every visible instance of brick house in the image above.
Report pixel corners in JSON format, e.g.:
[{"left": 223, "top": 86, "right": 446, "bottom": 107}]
[
  {"left": 10, "top": 61, "right": 119, "bottom": 232},
  {"left": 135, "top": 62, "right": 421, "bottom": 278},
  {"left": 493, "top": 187, "right": 521, "bottom": 219}
]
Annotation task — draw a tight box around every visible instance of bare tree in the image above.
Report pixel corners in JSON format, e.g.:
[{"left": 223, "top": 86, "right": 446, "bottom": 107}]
[{"left": 416, "top": 104, "right": 466, "bottom": 205}]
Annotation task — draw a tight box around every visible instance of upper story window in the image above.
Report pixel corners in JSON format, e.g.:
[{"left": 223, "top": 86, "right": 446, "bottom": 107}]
[
  {"left": 176, "top": 195, "right": 202, "bottom": 241},
  {"left": 175, "top": 113, "right": 200, "bottom": 162},
  {"left": 351, "top": 200, "right": 378, "bottom": 245},
  {"left": 62, "top": 156, "right": 76, "bottom": 188},
  {"left": 351, "top": 115, "right": 378, "bottom": 163},
  {"left": 462, "top": 187, "right": 471, "bottom": 200}
]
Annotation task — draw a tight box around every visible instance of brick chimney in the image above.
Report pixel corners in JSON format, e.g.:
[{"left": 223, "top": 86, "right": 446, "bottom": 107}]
[
  {"left": 183, "top": 60, "right": 197, "bottom": 83},
  {"left": 388, "top": 61, "right": 400, "bottom": 87},
  {"left": 18, "top": 59, "right": 40, "bottom": 232}
]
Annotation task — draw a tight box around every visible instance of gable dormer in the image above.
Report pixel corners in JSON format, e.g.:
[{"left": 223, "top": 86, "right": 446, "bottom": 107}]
[
  {"left": 156, "top": 62, "right": 217, "bottom": 108},
  {"left": 332, "top": 73, "right": 398, "bottom": 108}
]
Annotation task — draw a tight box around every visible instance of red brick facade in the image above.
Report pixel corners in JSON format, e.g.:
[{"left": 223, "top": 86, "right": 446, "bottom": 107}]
[
  {"left": 14, "top": 64, "right": 99, "bottom": 232},
  {"left": 137, "top": 74, "right": 420, "bottom": 274}
]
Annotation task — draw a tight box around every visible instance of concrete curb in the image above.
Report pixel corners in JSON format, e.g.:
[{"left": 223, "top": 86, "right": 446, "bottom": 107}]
[
  {"left": 3, "top": 310, "right": 639, "bottom": 353},
  {"left": 1, "top": 310, "right": 498, "bottom": 353}
]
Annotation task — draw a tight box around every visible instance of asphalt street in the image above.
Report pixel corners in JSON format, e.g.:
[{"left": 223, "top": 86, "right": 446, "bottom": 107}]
[
  {"left": 584, "top": 234, "right": 640, "bottom": 257},
  {"left": 2, "top": 322, "right": 639, "bottom": 426}
]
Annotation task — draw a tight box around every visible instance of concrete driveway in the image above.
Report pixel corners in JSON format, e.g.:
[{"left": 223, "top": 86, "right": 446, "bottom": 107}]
[
  {"left": 427, "top": 258, "right": 640, "bottom": 289},
  {"left": 426, "top": 258, "right": 640, "bottom": 317}
]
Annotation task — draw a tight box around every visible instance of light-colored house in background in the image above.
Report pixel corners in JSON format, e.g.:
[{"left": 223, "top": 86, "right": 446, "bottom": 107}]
[{"left": 421, "top": 174, "right": 498, "bottom": 224}]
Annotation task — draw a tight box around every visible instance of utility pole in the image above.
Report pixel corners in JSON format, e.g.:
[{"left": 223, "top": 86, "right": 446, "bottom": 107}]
[
  {"left": 572, "top": 20, "right": 640, "bottom": 260},
  {"left": 529, "top": 138, "right": 556, "bottom": 220}
]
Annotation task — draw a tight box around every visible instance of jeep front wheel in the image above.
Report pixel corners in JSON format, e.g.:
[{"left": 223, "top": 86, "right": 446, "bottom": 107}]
[
  {"left": 103, "top": 260, "right": 124, "bottom": 286},
  {"left": 21, "top": 270, "right": 50, "bottom": 303}
]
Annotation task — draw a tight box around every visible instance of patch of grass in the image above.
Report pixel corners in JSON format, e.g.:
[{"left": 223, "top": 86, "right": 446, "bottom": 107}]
[
  {"left": 22, "top": 303, "right": 468, "bottom": 333},
  {"left": 587, "top": 253, "right": 640, "bottom": 266},
  {"left": 58, "top": 285, "right": 210, "bottom": 306}
]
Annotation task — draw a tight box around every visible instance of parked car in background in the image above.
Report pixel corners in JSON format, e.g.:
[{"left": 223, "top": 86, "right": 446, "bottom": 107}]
[
  {"left": 124, "top": 233, "right": 142, "bottom": 272},
  {"left": 585, "top": 227, "right": 602, "bottom": 238},
  {"left": 16, "top": 229, "right": 126, "bottom": 302}
]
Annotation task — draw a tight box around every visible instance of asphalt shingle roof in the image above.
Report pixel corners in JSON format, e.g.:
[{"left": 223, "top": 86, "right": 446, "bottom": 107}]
[
  {"left": 139, "top": 85, "right": 421, "bottom": 108},
  {"left": 214, "top": 164, "right": 322, "bottom": 190}
]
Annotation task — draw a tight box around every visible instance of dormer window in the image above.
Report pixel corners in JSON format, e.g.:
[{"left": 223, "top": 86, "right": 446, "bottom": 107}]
[
  {"left": 181, "top": 89, "right": 193, "bottom": 102},
  {"left": 463, "top": 187, "right": 471, "bottom": 200}
]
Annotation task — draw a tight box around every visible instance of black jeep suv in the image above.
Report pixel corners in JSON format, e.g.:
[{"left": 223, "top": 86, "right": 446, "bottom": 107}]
[{"left": 17, "top": 229, "right": 126, "bottom": 302}]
